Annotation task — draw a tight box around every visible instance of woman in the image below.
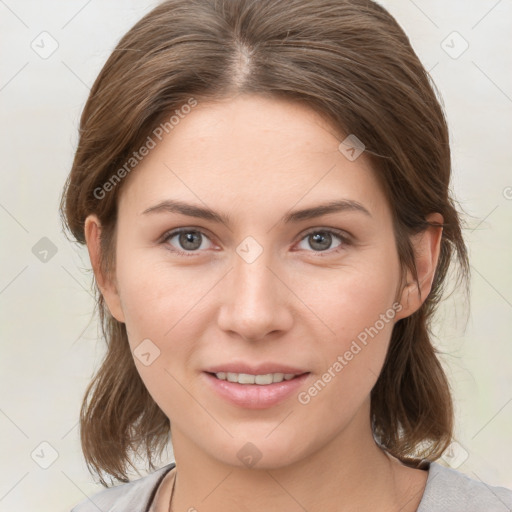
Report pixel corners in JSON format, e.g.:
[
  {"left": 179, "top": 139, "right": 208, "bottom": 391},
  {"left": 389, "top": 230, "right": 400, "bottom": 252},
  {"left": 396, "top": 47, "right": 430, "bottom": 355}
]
[{"left": 61, "top": 0, "right": 512, "bottom": 510}]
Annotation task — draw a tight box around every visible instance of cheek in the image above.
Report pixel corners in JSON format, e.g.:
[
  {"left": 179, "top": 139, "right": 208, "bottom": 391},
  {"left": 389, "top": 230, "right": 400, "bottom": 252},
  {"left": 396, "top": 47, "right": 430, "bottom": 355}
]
[
  {"left": 294, "top": 251, "right": 401, "bottom": 405},
  {"left": 294, "top": 251, "right": 401, "bottom": 344},
  {"left": 116, "top": 252, "right": 213, "bottom": 340},
  {"left": 114, "top": 255, "right": 216, "bottom": 401},
  {"left": 116, "top": 266, "right": 202, "bottom": 421}
]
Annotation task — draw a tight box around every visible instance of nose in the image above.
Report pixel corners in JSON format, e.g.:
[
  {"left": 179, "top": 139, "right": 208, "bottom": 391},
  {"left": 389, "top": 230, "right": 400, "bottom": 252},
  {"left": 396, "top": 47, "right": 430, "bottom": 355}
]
[{"left": 216, "top": 249, "right": 293, "bottom": 342}]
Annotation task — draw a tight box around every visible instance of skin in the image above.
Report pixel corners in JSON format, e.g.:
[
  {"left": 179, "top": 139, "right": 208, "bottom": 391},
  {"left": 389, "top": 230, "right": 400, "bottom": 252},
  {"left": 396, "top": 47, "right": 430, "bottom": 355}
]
[{"left": 85, "top": 94, "right": 443, "bottom": 512}]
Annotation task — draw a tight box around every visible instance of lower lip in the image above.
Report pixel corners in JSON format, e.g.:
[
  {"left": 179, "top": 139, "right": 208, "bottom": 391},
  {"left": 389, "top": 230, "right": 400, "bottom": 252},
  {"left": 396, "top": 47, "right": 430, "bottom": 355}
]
[{"left": 203, "top": 372, "right": 310, "bottom": 409}]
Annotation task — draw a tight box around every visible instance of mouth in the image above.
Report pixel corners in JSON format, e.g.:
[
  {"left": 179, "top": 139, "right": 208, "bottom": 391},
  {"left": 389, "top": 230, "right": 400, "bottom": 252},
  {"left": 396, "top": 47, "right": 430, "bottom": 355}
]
[
  {"left": 207, "top": 371, "right": 306, "bottom": 385},
  {"left": 202, "top": 368, "right": 311, "bottom": 409}
]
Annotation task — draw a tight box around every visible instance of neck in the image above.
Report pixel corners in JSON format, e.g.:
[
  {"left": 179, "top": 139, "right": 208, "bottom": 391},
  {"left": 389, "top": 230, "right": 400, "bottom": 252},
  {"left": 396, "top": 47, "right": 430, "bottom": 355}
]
[{"left": 168, "top": 401, "right": 423, "bottom": 512}]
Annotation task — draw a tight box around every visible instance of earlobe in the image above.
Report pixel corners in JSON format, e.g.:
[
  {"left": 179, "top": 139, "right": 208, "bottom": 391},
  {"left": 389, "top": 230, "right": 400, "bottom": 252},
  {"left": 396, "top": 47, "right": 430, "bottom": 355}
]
[
  {"left": 84, "top": 214, "right": 125, "bottom": 323},
  {"left": 395, "top": 213, "right": 444, "bottom": 320}
]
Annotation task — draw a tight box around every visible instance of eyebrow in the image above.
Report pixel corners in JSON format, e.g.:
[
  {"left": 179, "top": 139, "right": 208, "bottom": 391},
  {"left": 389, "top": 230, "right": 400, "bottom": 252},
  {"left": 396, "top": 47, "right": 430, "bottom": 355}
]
[{"left": 141, "top": 198, "right": 371, "bottom": 225}]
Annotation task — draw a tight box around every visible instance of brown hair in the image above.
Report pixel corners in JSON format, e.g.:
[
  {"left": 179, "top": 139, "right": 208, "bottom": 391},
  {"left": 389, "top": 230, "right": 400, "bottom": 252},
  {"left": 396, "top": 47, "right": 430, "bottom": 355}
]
[{"left": 60, "top": 0, "right": 469, "bottom": 486}]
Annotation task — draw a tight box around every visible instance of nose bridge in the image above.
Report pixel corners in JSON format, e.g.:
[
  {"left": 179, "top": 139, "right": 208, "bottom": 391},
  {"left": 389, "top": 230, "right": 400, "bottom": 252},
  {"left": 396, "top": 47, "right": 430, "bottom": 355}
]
[
  {"left": 217, "top": 244, "right": 291, "bottom": 340},
  {"left": 233, "top": 250, "right": 274, "bottom": 304}
]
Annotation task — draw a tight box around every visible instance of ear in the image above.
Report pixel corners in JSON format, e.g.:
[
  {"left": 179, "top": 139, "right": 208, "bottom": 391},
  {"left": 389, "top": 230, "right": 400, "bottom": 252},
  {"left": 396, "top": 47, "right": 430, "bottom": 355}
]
[
  {"left": 394, "top": 213, "right": 444, "bottom": 321},
  {"left": 84, "top": 214, "right": 125, "bottom": 323}
]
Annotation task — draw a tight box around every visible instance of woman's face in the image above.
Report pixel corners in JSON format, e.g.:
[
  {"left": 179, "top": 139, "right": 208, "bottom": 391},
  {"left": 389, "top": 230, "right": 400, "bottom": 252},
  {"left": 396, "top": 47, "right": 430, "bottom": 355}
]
[{"left": 91, "top": 94, "right": 416, "bottom": 469}]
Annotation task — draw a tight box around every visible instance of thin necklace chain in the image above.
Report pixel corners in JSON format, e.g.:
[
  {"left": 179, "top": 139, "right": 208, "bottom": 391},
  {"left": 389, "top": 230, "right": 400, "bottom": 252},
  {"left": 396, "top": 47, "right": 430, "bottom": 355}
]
[{"left": 168, "top": 469, "right": 176, "bottom": 512}]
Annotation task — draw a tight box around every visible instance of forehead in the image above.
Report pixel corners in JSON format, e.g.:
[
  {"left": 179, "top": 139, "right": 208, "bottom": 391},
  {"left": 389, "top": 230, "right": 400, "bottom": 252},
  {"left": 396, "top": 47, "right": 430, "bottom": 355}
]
[{"left": 117, "top": 94, "right": 386, "bottom": 220}]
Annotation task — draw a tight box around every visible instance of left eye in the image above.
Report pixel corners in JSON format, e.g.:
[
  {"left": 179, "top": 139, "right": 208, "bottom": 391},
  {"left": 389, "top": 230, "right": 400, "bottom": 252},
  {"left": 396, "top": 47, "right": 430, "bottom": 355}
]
[
  {"left": 296, "top": 229, "right": 347, "bottom": 253},
  {"left": 163, "top": 229, "right": 213, "bottom": 254}
]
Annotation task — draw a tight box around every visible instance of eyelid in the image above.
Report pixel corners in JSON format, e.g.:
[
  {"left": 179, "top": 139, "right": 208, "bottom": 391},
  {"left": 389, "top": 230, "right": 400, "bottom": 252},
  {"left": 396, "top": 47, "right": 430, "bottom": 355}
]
[{"left": 298, "top": 226, "right": 353, "bottom": 242}]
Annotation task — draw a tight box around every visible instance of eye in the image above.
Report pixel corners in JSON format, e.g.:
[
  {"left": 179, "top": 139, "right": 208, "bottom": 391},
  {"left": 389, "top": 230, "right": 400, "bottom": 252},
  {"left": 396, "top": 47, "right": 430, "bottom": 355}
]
[
  {"left": 295, "top": 229, "right": 350, "bottom": 254},
  {"left": 161, "top": 228, "right": 214, "bottom": 256}
]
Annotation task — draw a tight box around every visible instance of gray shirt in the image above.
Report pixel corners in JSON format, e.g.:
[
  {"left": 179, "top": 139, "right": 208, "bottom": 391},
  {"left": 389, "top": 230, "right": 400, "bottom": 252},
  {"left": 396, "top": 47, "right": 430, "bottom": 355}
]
[{"left": 71, "top": 460, "right": 512, "bottom": 511}]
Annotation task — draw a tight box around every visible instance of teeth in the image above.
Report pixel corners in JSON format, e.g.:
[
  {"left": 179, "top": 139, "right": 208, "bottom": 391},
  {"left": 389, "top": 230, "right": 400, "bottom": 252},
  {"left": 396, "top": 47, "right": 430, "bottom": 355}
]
[{"left": 214, "top": 372, "right": 298, "bottom": 384}]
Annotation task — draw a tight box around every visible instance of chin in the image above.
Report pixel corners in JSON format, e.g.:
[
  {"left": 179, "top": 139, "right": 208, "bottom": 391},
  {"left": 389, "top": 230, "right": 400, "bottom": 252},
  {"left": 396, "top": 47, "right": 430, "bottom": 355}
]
[{"left": 201, "top": 430, "right": 310, "bottom": 471}]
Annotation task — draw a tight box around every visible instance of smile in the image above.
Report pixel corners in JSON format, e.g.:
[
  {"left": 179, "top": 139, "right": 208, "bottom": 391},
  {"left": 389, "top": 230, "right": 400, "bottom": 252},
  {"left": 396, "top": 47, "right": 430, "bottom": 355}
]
[
  {"left": 203, "top": 371, "right": 310, "bottom": 409},
  {"left": 213, "top": 372, "right": 299, "bottom": 384}
]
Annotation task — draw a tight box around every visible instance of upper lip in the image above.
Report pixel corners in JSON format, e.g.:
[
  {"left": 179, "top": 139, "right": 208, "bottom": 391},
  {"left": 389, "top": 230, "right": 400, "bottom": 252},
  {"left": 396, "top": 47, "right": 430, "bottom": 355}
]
[{"left": 204, "top": 362, "right": 309, "bottom": 375}]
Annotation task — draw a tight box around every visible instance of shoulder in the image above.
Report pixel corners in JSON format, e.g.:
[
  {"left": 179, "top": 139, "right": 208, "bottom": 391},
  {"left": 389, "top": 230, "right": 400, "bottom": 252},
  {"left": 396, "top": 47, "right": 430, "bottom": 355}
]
[
  {"left": 70, "top": 463, "right": 176, "bottom": 512},
  {"left": 418, "top": 461, "right": 512, "bottom": 512}
]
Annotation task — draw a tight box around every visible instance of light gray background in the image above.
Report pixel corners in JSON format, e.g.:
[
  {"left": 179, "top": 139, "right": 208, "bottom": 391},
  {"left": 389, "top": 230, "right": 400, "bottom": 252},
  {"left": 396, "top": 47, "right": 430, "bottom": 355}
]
[{"left": 0, "top": 1, "right": 511, "bottom": 510}]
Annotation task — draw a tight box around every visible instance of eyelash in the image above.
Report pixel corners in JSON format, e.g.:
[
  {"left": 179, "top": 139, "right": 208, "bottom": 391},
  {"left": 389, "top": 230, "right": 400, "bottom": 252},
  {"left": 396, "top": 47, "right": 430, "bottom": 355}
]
[{"left": 160, "top": 227, "right": 352, "bottom": 257}]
